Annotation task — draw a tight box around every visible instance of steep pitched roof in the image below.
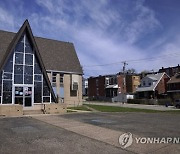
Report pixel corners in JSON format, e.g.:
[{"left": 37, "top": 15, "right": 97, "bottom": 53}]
[
  {"left": 0, "top": 20, "right": 57, "bottom": 103},
  {"left": 136, "top": 73, "right": 165, "bottom": 92},
  {"left": 0, "top": 24, "right": 83, "bottom": 74},
  {"left": 167, "top": 73, "right": 180, "bottom": 84}
]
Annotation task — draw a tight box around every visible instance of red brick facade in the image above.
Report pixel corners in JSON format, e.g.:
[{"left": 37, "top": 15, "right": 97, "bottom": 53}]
[
  {"left": 155, "top": 74, "right": 170, "bottom": 94},
  {"left": 88, "top": 76, "right": 105, "bottom": 97}
]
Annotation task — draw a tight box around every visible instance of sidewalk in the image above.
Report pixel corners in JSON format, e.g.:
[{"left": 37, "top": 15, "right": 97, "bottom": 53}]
[
  {"left": 84, "top": 101, "right": 179, "bottom": 111},
  {"left": 33, "top": 115, "right": 178, "bottom": 154}
]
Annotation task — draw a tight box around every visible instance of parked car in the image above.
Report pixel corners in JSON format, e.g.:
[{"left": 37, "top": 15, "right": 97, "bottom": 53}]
[{"left": 174, "top": 99, "right": 180, "bottom": 108}]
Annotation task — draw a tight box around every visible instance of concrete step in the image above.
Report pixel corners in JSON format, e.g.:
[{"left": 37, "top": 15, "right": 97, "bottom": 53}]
[{"left": 23, "top": 109, "right": 44, "bottom": 115}]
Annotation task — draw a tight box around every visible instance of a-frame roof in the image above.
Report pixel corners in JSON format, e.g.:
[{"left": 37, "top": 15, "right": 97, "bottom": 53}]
[
  {"left": 0, "top": 24, "right": 83, "bottom": 75},
  {"left": 0, "top": 20, "right": 57, "bottom": 103}
]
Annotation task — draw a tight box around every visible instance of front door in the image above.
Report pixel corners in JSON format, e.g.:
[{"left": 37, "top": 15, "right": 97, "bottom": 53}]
[{"left": 14, "top": 86, "right": 33, "bottom": 107}]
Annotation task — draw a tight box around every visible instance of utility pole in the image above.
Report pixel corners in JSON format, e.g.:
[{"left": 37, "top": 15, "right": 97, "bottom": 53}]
[{"left": 122, "top": 61, "right": 128, "bottom": 104}]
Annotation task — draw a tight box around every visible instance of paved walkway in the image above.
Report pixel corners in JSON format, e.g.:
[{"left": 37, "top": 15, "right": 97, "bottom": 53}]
[
  {"left": 84, "top": 101, "right": 179, "bottom": 111},
  {"left": 33, "top": 115, "right": 179, "bottom": 154}
]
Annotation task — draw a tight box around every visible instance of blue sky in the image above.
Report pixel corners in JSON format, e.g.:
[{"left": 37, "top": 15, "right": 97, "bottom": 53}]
[{"left": 0, "top": 0, "right": 180, "bottom": 77}]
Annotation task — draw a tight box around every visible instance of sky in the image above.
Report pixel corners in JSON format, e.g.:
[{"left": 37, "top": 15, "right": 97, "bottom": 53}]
[{"left": 0, "top": 0, "right": 180, "bottom": 77}]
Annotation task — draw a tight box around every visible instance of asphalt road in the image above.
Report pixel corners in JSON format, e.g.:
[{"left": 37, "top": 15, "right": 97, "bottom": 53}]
[
  {"left": 0, "top": 112, "right": 179, "bottom": 154},
  {"left": 0, "top": 117, "right": 125, "bottom": 154},
  {"left": 60, "top": 112, "right": 180, "bottom": 138}
]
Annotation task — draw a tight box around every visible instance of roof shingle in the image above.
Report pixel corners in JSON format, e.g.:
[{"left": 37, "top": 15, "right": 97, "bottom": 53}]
[{"left": 0, "top": 30, "right": 83, "bottom": 74}]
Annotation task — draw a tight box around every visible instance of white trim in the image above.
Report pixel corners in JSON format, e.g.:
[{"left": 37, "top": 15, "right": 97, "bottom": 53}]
[
  {"left": 152, "top": 72, "right": 165, "bottom": 91},
  {"left": 47, "top": 69, "right": 83, "bottom": 75}
]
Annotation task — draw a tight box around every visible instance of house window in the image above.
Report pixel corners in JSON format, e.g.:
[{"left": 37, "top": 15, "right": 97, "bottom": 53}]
[
  {"left": 52, "top": 72, "right": 57, "bottom": 87},
  {"left": 96, "top": 79, "right": 99, "bottom": 87},
  {"left": 96, "top": 87, "right": 99, "bottom": 96},
  {"left": 149, "top": 82, "right": 151, "bottom": 86},
  {"left": 70, "top": 90, "right": 77, "bottom": 97},
  {"left": 143, "top": 81, "right": 146, "bottom": 86},
  {"left": 60, "top": 73, "right": 64, "bottom": 87}
]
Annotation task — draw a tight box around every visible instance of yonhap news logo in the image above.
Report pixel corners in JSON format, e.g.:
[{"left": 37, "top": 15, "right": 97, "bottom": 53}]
[
  {"left": 119, "top": 132, "right": 180, "bottom": 149},
  {"left": 119, "top": 132, "right": 133, "bottom": 149}
]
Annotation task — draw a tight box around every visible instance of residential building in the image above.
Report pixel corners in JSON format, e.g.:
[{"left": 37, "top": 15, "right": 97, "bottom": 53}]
[
  {"left": 82, "top": 78, "right": 88, "bottom": 96},
  {"left": 125, "top": 74, "right": 140, "bottom": 94},
  {"left": 105, "top": 75, "right": 118, "bottom": 98},
  {"left": 167, "top": 72, "right": 180, "bottom": 99},
  {"left": 88, "top": 75, "right": 106, "bottom": 99},
  {"left": 136, "top": 73, "right": 170, "bottom": 99},
  {"left": 88, "top": 73, "right": 139, "bottom": 101},
  {"left": 159, "top": 64, "right": 180, "bottom": 77},
  {"left": 0, "top": 20, "right": 82, "bottom": 116}
]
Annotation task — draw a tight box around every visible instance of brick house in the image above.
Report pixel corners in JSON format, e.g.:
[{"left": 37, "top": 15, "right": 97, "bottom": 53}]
[
  {"left": 167, "top": 72, "right": 180, "bottom": 99},
  {"left": 126, "top": 74, "right": 140, "bottom": 94},
  {"left": 159, "top": 64, "right": 180, "bottom": 77},
  {"left": 88, "top": 75, "right": 106, "bottom": 99},
  {"left": 136, "top": 73, "right": 170, "bottom": 99},
  {"left": 88, "top": 73, "right": 140, "bottom": 101}
]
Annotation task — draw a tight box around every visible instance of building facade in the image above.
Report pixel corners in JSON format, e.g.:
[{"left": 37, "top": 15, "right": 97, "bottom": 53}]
[
  {"left": 167, "top": 72, "right": 180, "bottom": 100},
  {"left": 0, "top": 20, "right": 82, "bottom": 116},
  {"left": 159, "top": 64, "right": 180, "bottom": 77},
  {"left": 136, "top": 73, "right": 170, "bottom": 99},
  {"left": 126, "top": 75, "right": 140, "bottom": 94},
  {"left": 82, "top": 78, "right": 88, "bottom": 96}
]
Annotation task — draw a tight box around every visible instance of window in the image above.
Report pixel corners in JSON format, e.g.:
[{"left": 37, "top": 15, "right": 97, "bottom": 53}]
[
  {"left": 96, "top": 88, "right": 99, "bottom": 96},
  {"left": 149, "top": 82, "right": 151, "bottom": 86},
  {"left": 60, "top": 74, "right": 64, "bottom": 86},
  {"left": 34, "top": 75, "right": 42, "bottom": 82},
  {"left": 43, "top": 97, "right": 50, "bottom": 102},
  {"left": 15, "top": 53, "right": 24, "bottom": 64},
  {"left": 15, "top": 40, "right": 24, "bottom": 53},
  {"left": 96, "top": 79, "right": 99, "bottom": 87},
  {"left": 43, "top": 79, "right": 50, "bottom": 96},
  {"left": 2, "top": 80, "right": 12, "bottom": 104},
  {"left": 25, "top": 54, "right": 33, "bottom": 65},
  {"left": 143, "top": 81, "right": 146, "bottom": 86},
  {"left": 34, "top": 58, "right": 42, "bottom": 74},
  {"left": 70, "top": 90, "right": 77, "bottom": 97},
  {"left": 52, "top": 72, "right": 57, "bottom": 87},
  {"left": 3, "top": 73, "right": 12, "bottom": 80},
  {"left": 34, "top": 82, "right": 42, "bottom": 103}
]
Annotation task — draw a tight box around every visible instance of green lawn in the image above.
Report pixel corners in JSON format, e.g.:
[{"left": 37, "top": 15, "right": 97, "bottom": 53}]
[
  {"left": 85, "top": 104, "right": 180, "bottom": 114},
  {"left": 67, "top": 105, "right": 92, "bottom": 111}
]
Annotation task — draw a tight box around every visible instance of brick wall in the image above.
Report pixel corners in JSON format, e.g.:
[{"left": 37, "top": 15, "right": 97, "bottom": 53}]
[
  {"left": 155, "top": 74, "right": 170, "bottom": 94},
  {"left": 88, "top": 76, "right": 105, "bottom": 97}
]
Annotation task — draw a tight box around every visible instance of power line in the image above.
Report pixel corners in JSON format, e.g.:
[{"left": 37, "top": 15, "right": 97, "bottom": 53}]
[{"left": 83, "top": 52, "right": 180, "bottom": 67}]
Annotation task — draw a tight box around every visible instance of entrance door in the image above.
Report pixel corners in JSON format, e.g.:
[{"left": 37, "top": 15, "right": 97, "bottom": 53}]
[{"left": 14, "top": 86, "right": 33, "bottom": 107}]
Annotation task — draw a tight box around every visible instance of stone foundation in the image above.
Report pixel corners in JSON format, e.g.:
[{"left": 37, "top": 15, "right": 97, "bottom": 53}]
[{"left": 0, "top": 105, "right": 23, "bottom": 117}]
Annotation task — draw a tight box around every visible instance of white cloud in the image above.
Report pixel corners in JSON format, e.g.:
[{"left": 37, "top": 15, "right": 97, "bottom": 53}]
[
  {"left": 0, "top": 7, "right": 15, "bottom": 31},
  {"left": 0, "top": 0, "right": 180, "bottom": 77}
]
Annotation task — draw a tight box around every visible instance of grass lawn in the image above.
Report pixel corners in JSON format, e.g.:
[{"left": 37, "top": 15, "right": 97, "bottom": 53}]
[
  {"left": 67, "top": 105, "right": 92, "bottom": 111},
  {"left": 85, "top": 104, "right": 180, "bottom": 114}
]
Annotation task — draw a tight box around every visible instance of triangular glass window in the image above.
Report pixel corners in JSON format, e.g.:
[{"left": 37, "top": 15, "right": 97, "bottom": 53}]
[{"left": 0, "top": 33, "right": 55, "bottom": 104}]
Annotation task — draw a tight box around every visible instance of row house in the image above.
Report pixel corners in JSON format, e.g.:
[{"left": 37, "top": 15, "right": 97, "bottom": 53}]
[
  {"left": 167, "top": 72, "right": 180, "bottom": 100},
  {"left": 88, "top": 74, "right": 140, "bottom": 101},
  {"left": 159, "top": 64, "right": 180, "bottom": 77},
  {"left": 136, "top": 73, "right": 170, "bottom": 99}
]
